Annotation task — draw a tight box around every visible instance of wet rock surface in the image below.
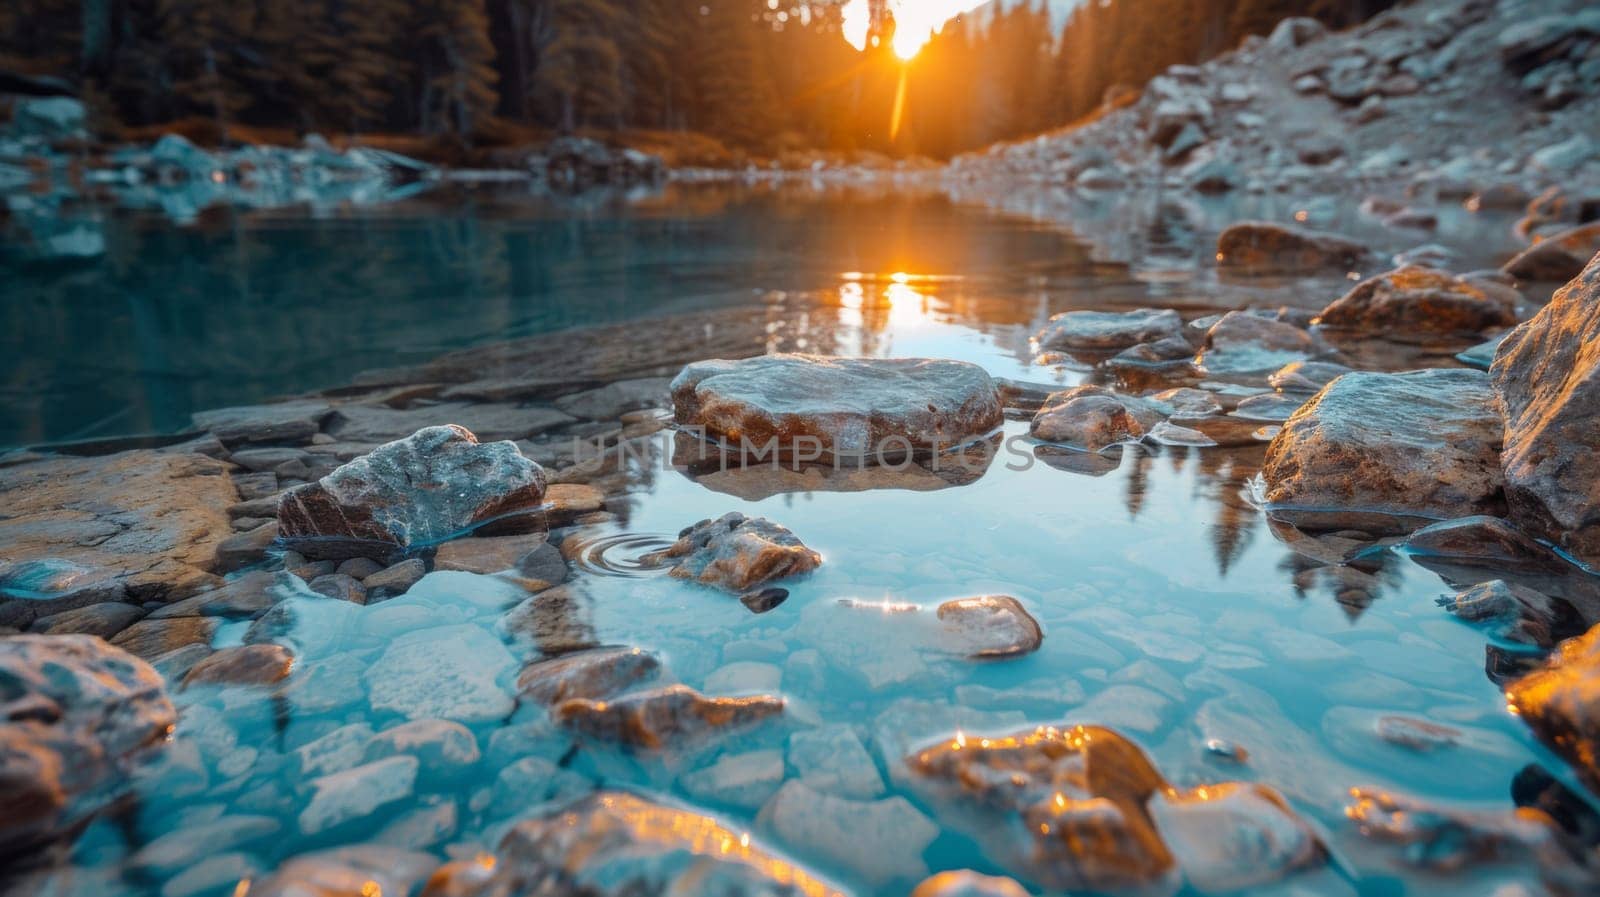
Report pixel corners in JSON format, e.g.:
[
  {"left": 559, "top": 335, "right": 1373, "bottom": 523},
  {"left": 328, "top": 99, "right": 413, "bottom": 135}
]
[
  {"left": 555, "top": 683, "right": 784, "bottom": 749},
  {"left": 423, "top": 791, "right": 848, "bottom": 896},
  {"left": 902, "top": 724, "right": 1323, "bottom": 892},
  {"left": 1317, "top": 265, "right": 1520, "bottom": 337},
  {"left": 278, "top": 425, "right": 547, "bottom": 561},
  {"left": 0, "top": 636, "right": 176, "bottom": 859},
  {"left": 671, "top": 355, "right": 1003, "bottom": 460},
  {"left": 1502, "top": 222, "right": 1600, "bottom": 283},
  {"left": 1035, "top": 308, "right": 1183, "bottom": 352},
  {"left": 1030, "top": 388, "right": 1160, "bottom": 451},
  {"left": 1216, "top": 222, "right": 1368, "bottom": 273},
  {"left": 1261, "top": 369, "right": 1505, "bottom": 532},
  {"left": 1493, "top": 254, "right": 1600, "bottom": 569},
  {"left": 935, "top": 596, "right": 1044, "bottom": 658},
  {"left": 1508, "top": 623, "right": 1600, "bottom": 793},
  {"left": 644, "top": 512, "right": 822, "bottom": 593}
]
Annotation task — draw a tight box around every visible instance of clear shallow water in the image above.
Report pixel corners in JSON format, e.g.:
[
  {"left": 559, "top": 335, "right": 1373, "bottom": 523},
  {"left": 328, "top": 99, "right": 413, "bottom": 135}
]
[{"left": 20, "top": 181, "right": 1598, "bottom": 896}]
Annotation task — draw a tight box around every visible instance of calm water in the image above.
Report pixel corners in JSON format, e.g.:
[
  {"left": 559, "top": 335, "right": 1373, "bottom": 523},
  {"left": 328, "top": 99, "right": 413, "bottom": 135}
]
[{"left": 14, "top": 180, "right": 1595, "bottom": 896}]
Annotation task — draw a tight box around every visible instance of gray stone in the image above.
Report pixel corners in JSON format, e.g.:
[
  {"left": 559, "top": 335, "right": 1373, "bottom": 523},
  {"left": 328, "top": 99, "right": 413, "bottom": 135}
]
[
  {"left": 364, "top": 624, "right": 517, "bottom": 723},
  {"left": 553, "top": 377, "right": 672, "bottom": 420},
  {"left": 643, "top": 512, "right": 821, "bottom": 593},
  {"left": 326, "top": 402, "right": 575, "bottom": 444},
  {"left": 672, "top": 354, "right": 1003, "bottom": 460},
  {"left": 362, "top": 559, "right": 427, "bottom": 600},
  {"left": 681, "top": 749, "right": 786, "bottom": 810},
  {"left": 308, "top": 573, "right": 367, "bottom": 604},
  {"left": 1036, "top": 308, "right": 1183, "bottom": 352},
  {"left": 1262, "top": 370, "right": 1505, "bottom": 533},
  {"left": 278, "top": 425, "right": 547, "bottom": 561},
  {"left": 363, "top": 719, "right": 480, "bottom": 784},
  {"left": 1030, "top": 387, "right": 1161, "bottom": 451},
  {"left": 936, "top": 595, "right": 1043, "bottom": 658},
  {"left": 192, "top": 400, "right": 333, "bottom": 447},
  {"left": 215, "top": 521, "right": 278, "bottom": 573},
  {"left": 759, "top": 781, "right": 939, "bottom": 887},
  {"left": 1197, "top": 312, "right": 1323, "bottom": 374},
  {"left": 298, "top": 756, "right": 418, "bottom": 836},
  {"left": 336, "top": 557, "right": 385, "bottom": 580},
  {"left": 789, "top": 726, "right": 885, "bottom": 799},
  {"left": 30, "top": 602, "right": 146, "bottom": 638}
]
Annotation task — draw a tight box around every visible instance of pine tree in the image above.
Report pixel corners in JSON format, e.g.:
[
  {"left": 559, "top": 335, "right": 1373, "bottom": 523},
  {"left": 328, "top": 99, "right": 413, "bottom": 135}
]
[{"left": 412, "top": 0, "right": 500, "bottom": 137}]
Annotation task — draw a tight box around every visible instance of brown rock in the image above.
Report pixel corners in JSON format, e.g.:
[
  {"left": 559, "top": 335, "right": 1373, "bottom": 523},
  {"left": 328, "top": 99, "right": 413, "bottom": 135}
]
[
  {"left": 1216, "top": 221, "right": 1369, "bottom": 273},
  {"left": 215, "top": 521, "right": 279, "bottom": 573},
  {"left": 29, "top": 602, "right": 146, "bottom": 638},
  {"left": 362, "top": 559, "right": 427, "bottom": 600},
  {"left": 181, "top": 644, "right": 295, "bottom": 688},
  {"left": 0, "top": 450, "right": 238, "bottom": 614},
  {"left": 1502, "top": 222, "right": 1600, "bottom": 283},
  {"left": 434, "top": 533, "right": 549, "bottom": 575},
  {"left": 1492, "top": 254, "right": 1600, "bottom": 567},
  {"left": 1508, "top": 623, "right": 1600, "bottom": 794},
  {"left": 1030, "top": 389, "right": 1157, "bottom": 451},
  {"left": 516, "top": 646, "right": 661, "bottom": 706},
  {"left": 1035, "top": 308, "right": 1184, "bottom": 352},
  {"left": 110, "top": 617, "right": 219, "bottom": 661},
  {"left": 936, "top": 596, "right": 1043, "bottom": 658},
  {"left": 644, "top": 512, "right": 821, "bottom": 593},
  {"left": 554, "top": 684, "right": 783, "bottom": 749},
  {"left": 0, "top": 636, "right": 175, "bottom": 859},
  {"left": 1318, "top": 266, "right": 1519, "bottom": 337},
  {"left": 1261, "top": 370, "right": 1505, "bottom": 533}
]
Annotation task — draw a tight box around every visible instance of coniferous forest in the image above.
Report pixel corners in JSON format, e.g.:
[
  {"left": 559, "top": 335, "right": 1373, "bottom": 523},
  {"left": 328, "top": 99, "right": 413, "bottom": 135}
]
[{"left": 2, "top": 0, "right": 1396, "bottom": 159}]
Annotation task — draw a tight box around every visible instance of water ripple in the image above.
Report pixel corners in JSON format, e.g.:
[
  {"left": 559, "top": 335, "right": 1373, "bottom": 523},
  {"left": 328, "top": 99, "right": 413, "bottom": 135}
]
[{"left": 566, "top": 532, "right": 677, "bottom": 579}]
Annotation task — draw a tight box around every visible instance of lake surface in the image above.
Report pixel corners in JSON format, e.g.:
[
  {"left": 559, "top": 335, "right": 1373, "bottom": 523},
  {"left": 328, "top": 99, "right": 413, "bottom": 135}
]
[{"left": 11, "top": 179, "right": 1597, "bottom": 896}]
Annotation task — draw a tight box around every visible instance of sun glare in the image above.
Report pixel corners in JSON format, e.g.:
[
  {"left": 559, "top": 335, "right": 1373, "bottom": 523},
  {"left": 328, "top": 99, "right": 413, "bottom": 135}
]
[{"left": 840, "top": 0, "right": 989, "bottom": 60}]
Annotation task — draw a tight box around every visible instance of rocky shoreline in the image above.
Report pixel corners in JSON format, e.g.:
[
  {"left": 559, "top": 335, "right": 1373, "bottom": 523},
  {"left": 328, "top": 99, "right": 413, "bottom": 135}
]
[{"left": 4, "top": 202, "right": 1600, "bottom": 892}]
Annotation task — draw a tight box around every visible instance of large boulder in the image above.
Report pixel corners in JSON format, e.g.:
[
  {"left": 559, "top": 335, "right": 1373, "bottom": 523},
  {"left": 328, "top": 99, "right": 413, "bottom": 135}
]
[
  {"left": 278, "top": 425, "right": 547, "bottom": 561},
  {"left": 1317, "top": 266, "right": 1519, "bottom": 338},
  {"left": 1492, "top": 254, "right": 1600, "bottom": 567},
  {"left": 671, "top": 355, "right": 1002, "bottom": 462},
  {"left": 1216, "top": 222, "right": 1368, "bottom": 274},
  {"left": 0, "top": 450, "right": 239, "bottom": 622},
  {"left": 0, "top": 636, "right": 175, "bottom": 860},
  {"left": 643, "top": 512, "right": 821, "bottom": 593},
  {"left": 1502, "top": 224, "right": 1600, "bottom": 283},
  {"left": 420, "top": 791, "right": 849, "bottom": 896},
  {"left": 1261, "top": 370, "right": 1505, "bottom": 533}
]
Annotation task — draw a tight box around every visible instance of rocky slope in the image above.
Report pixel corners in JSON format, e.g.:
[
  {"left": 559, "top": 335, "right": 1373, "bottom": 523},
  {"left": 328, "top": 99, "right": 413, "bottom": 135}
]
[{"left": 951, "top": 0, "right": 1600, "bottom": 202}]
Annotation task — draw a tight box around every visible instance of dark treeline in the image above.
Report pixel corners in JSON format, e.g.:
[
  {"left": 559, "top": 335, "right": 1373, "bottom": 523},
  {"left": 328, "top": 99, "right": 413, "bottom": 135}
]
[{"left": 0, "top": 0, "right": 1393, "bottom": 159}]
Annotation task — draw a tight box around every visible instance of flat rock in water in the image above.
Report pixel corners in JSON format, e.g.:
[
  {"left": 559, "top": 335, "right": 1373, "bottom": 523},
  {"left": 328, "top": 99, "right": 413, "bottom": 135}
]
[
  {"left": 1147, "top": 783, "right": 1325, "bottom": 893},
  {"left": 0, "top": 451, "right": 238, "bottom": 619},
  {"left": 1035, "top": 308, "right": 1184, "bottom": 351},
  {"left": 671, "top": 354, "right": 1002, "bottom": 461},
  {"left": 433, "top": 532, "right": 549, "bottom": 575},
  {"left": 110, "top": 617, "right": 219, "bottom": 661},
  {"left": 1502, "top": 222, "right": 1600, "bottom": 283},
  {"left": 1492, "top": 255, "right": 1600, "bottom": 568},
  {"left": 181, "top": 644, "right": 294, "bottom": 688},
  {"left": 554, "top": 684, "right": 783, "bottom": 749},
  {"left": 423, "top": 791, "right": 849, "bottom": 897},
  {"left": 364, "top": 624, "right": 517, "bottom": 724},
  {"left": 1261, "top": 369, "right": 1505, "bottom": 533},
  {"left": 644, "top": 512, "right": 821, "bottom": 593},
  {"left": 278, "top": 425, "right": 547, "bottom": 561},
  {"left": 30, "top": 602, "right": 146, "bottom": 638},
  {"left": 326, "top": 402, "right": 576, "bottom": 444},
  {"left": 1197, "top": 311, "right": 1323, "bottom": 374},
  {"left": 148, "top": 570, "right": 287, "bottom": 620},
  {"left": 936, "top": 596, "right": 1043, "bottom": 658},
  {"left": 1216, "top": 221, "right": 1369, "bottom": 273},
  {"left": 516, "top": 645, "right": 661, "bottom": 706},
  {"left": 191, "top": 400, "right": 333, "bottom": 447},
  {"left": 1317, "top": 266, "right": 1518, "bottom": 337},
  {"left": 681, "top": 749, "right": 786, "bottom": 810},
  {"left": 553, "top": 377, "right": 672, "bottom": 421},
  {"left": 0, "top": 636, "right": 175, "bottom": 859}
]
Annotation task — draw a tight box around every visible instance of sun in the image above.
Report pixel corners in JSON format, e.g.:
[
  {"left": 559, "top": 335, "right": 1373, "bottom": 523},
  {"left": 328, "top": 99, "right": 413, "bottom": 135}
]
[{"left": 841, "top": 0, "right": 991, "bottom": 61}]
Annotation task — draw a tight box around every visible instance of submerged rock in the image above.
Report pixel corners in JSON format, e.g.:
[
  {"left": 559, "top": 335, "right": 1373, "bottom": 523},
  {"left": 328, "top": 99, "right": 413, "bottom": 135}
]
[
  {"left": 671, "top": 355, "right": 1002, "bottom": 461},
  {"left": 1035, "top": 308, "right": 1184, "bottom": 352},
  {"left": 1508, "top": 623, "right": 1600, "bottom": 793},
  {"left": 364, "top": 624, "right": 517, "bottom": 724},
  {"left": 181, "top": 644, "right": 294, "bottom": 688},
  {"left": 911, "top": 871, "right": 1030, "bottom": 897},
  {"left": 903, "top": 723, "right": 1323, "bottom": 892},
  {"left": 554, "top": 684, "right": 784, "bottom": 749},
  {"left": 0, "top": 636, "right": 175, "bottom": 859},
  {"left": 1261, "top": 370, "right": 1505, "bottom": 533},
  {"left": 644, "top": 512, "right": 821, "bottom": 593},
  {"left": 1216, "top": 221, "right": 1368, "bottom": 273},
  {"left": 936, "top": 595, "right": 1044, "bottom": 658},
  {"left": 1493, "top": 255, "right": 1600, "bottom": 569},
  {"left": 251, "top": 846, "right": 438, "bottom": 897},
  {"left": 1317, "top": 266, "right": 1519, "bottom": 337},
  {"left": 1440, "top": 580, "right": 1585, "bottom": 652},
  {"left": 1502, "top": 223, "right": 1600, "bottom": 283},
  {"left": 1346, "top": 787, "right": 1571, "bottom": 873},
  {"left": 420, "top": 791, "right": 849, "bottom": 896},
  {"left": 278, "top": 425, "right": 547, "bottom": 561},
  {"left": 515, "top": 645, "right": 662, "bottom": 706},
  {"left": 759, "top": 781, "right": 939, "bottom": 886}
]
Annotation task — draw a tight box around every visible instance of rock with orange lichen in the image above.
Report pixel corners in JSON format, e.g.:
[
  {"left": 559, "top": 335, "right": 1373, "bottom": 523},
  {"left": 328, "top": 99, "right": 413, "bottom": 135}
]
[
  {"left": 554, "top": 684, "right": 783, "bottom": 749},
  {"left": 644, "top": 512, "right": 821, "bottom": 593},
  {"left": 671, "top": 354, "right": 1003, "bottom": 461},
  {"left": 1317, "top": 266, "right": 1520, "bottom": 337},
  {"left": 902, "top": 724, "right": 1324, "bottom": 894},
  {"left": 0, "top": 635, "right": 175, "bottom": 861},
  {"left": 1508, "top": 623, "right": 1600, "bottom": 794},
  {"left": 1493, "top": 254, "right": 1600, "bottom": 568},
  {"left": 1260, "top": 369, "right": 1505, "bottom": 534},
  {"left": 420, "top": 791, "right": 853, "bottom": 897}
]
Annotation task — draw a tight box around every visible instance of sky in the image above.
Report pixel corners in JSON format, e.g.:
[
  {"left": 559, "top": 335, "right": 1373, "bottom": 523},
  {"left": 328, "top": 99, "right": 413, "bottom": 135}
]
[{"left": 840, "top": 0, "right": 1081, "bottom": 59}]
